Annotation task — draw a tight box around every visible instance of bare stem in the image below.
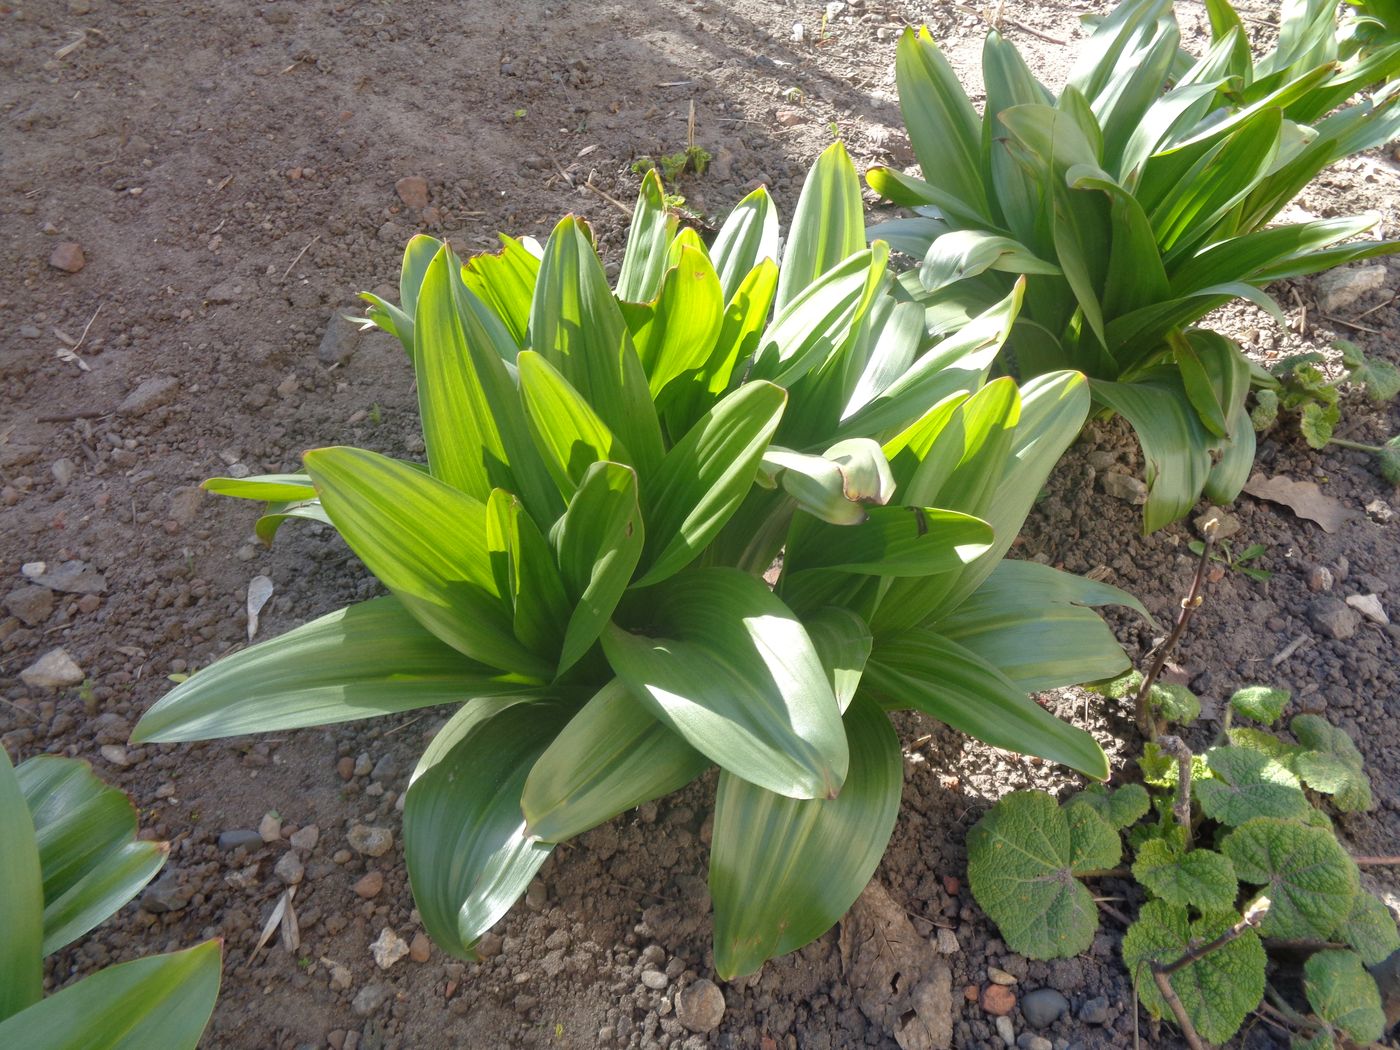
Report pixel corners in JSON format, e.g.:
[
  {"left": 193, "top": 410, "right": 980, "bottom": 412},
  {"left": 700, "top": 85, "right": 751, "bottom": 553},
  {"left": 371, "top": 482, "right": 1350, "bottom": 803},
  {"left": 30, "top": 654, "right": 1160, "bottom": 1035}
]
[
  {"left": 1157, "top": 735, "right": 1194, "bottom": 849},
  {"left": 1352, "top": 855, "right": 1400, "bottom": 866},
  {"left": 1135, "top": 518, "right": 1218, "bottom": 737},
  {"left": 1159, "top": 897, "right": 1270, "bottom": 977},
  {"left": 1152, "top": 969, "right": 1207, "bottom": 1050}
]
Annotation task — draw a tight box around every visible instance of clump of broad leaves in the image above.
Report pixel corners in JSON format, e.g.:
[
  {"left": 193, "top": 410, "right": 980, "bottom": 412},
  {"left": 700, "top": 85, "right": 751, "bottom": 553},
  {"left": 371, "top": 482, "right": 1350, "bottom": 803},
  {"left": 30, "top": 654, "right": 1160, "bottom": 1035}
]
[
  {"left": 967, "top": 684, "right": 1394, "bottom": 1046},
  {"left": 870, "top": 0, "right": 1400, "bottom": 531},
  {"left": 134, "top": 146, "right": 1144, "bottom": 978},
  {"left": 0, "top": 747, "right": 221, "bottom": 1048}
]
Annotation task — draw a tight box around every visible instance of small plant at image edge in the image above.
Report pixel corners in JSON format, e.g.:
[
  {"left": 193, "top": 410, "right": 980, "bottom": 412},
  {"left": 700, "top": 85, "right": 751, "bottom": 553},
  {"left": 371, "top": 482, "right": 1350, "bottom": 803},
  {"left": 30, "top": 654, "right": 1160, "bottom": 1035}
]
[{"left": 1186, "top": 537, "right": 1273, "bottom": 581}]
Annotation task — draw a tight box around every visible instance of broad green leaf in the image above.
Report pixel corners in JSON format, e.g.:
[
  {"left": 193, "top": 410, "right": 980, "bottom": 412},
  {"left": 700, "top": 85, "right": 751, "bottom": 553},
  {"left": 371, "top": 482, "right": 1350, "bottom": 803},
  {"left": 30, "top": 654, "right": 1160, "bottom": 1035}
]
[
  {"left": 1091, "top": 378, "right": 1212, "bottom": 534},
  {"left": 1122, "top": 900, "right": 1266, "bottom": 1044},
  {"left": 841, "top": 294, "right": 927, "bottom": 423},
  {"left": 776, "top": 141, "right": 866, "bottom": 310},
  {"left": 934, "top": 560, "right": 1143, "bottom": 691},
  {"left": 784, "top": 506, "right": 992, "bottom": 577},
  {"left": 918, "top": 230, "right": 1059, "bottom": 294},
  {"left": 132, "top": 598, "right": 539, "bottom": 743},
  {"left": 1132, "top": 840, "right": 1239, "bottom": 912},
  {"left": 894, "top": 27, "right": 991, "bottom": 223},
  {"left": 405, "top": 700, "right": 569, "bottom": 960},
  {"left": 627, "top": 245, "right": 724, "bottom": 401},
  {"left": 17, "top": 757, "right": 166, "bottom": 955},
  {"left": 711, "top": 186, "right": 779, "bottom": 303},
  {"left": 710, "top": 695, "right": 901, "bottom": 978},
  {"left": 1304, "top": 950, "right": 1385, "bottom": 1044},
  {"left": 1222, "top": 817, "right": 1359, "bottom": 939},
  {"left": 550, "top": 461, "right": 644, "bottom": 674},
  {"left": 615, "top": 168, "right": 676, "bottom": 303},
  {"left": 760, "top": 440, "right": 894, "bottom": 526},
  {"left": 636, "top": 381, "right": 786, "bottom": 587},
  {"left": 460, "top": 233, "right": 539, "bottom": 346},
  {"left": 358, "top": 291, "right": 412, "bottom": 354},
  {"left": 0, "top": 746, "right": 43, "bottom": 1021},
  {"left": 1151, "top": 683, "right": 1201, "bottom": 725},
  {"left": 1197, "top": 746, "right": 1310, "bottom": 826},
  {"left": 203, "top": 473, "right": 316, "bottom": 502},
  {"left": 966, "top": 791, "right": 1117, "bottom": 959},
  {"left": 254, "top": 498, "right": 331, "bottom": 545},
  {"left": 864, "top": 631, "right": 1108, "bottom": 779},
  {"left": 1230, "top": 685, "right": 1290, "bottom": 724},
  {"left": 400, "top": 234, "right": 441, "bottom": 324},
  {"left": 0, "top": 940, "right": 221, "bottom": 1050},
  {"left": 982, "top": 30, "right": 1054, "bottom": 246},
  {"left": 1292, "top": 714, "right": 1374, "bottom": 812},
  {"left": 484, "top": 489, "right": 569, "bottom": 664},
  {"left": 601, "top": 568, "right": 848, "bottom": 799},
  {"left": 801, "top": 607, "right": 873, "bottom": 713},
  {"left": 304, "top": 446, "right": 546, "bottom": 677},
  {"left": 530, "top": 215, "right": 664, "bottom": 477},
  {"left": 1068, "top": 782, "right": 1150, "bottom": 829},
  {"left": 1226, "top": 727, "right": 1303, "bottom": 769},
  {"left": 518, "top": 349, "right": 631, "bottom": 494},
  {"left": 521, "top": 680, "right": 708, "bottom": 843},
  {"left": 1067, "top": 165, "right": 1170, "bottom": 318},
  {"left": 1343, "top": 892, "right": 1400, "bottom": 965}
]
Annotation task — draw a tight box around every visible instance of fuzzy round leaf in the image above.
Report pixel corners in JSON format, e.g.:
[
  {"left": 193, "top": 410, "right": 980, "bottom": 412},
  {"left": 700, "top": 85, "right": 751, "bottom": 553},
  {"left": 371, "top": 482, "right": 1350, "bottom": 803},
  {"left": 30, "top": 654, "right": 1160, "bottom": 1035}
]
[
  {"left": 1069, "top": 783, "right": 1150, "bottom": 830},
  {"left": 1132, "top": 841, "right": 1238, "bottom": 913},
  {"left": 1228, "top": 685, "right": 1289, "bottom": 724},
  {"left": 1224, "top": 727, "right": 1301, "bottom": 769},
  {"left": 1342, "top": 892, "right": 1400, "bottom": 966},
  {"left": 1221, "top": 818, "right": 1359, "bottom": 940},
  {"left": 1292, "top": 715, "right": 1373, "bottom": 813},
  {"left": 1196, "top": 747, "right": 1310, "bottom": 826},
  {"left": 1303, "top": 950, "right": 1385, "bottom": 1044},
  {"left": 1122, "top": 901, "right": 1266, "bottom": 1045}
]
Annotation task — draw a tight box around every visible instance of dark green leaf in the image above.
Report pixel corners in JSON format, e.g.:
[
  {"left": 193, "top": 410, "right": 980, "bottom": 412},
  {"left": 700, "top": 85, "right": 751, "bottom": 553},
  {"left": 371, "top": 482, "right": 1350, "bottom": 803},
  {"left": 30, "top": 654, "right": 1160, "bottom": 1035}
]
[
  {"left": 1222, "top": 817, "right": 1359, "bottom": 939},
  {"left": 0, "top": 746, "right": 43, "bottom": 1021}
]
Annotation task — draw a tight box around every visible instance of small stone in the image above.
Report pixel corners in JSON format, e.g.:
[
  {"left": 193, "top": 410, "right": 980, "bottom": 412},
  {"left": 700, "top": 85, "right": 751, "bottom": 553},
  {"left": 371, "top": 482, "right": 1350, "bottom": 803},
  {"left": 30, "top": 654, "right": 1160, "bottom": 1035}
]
[
  {"left": 995, "top": 1014, "right": 1015, "bottom": 1047},
  {"left": 641, "top": 969, "right": 669, "bottom": 990},
  {"left": 370, "top": 926, "right": 410, "bottom": 969},
  {"left": 936, "top": 927, "right": 960, "bottom": 954},
  {"left": 1346, "top": 593, "right": 1389, "bottom": 624},
  {"left": 317, "top": 313, "right": 365, "bottom": 366},
  {"left": 100, "top": 744, "right": 130, "bottom": 767},
  {"left": 675, "top": 979, "right": 725, "bottom": 1033},
  {"left": 140, "top": 871, "right": 190, "bottom": 913},
  {"left": 206, "top": 278, "right": 244, "bottom": 304},
  {"left": 51, "top": 458, "right": 76, "bottom": 486},
  {"left": 942, "top": 874, "right": 960, "bottom": 896},
  {"left": 218, "top": 829, "right": 263, "bottom": 852},
  {"left": 1078, "top": 995, "right": 1110, "bottom": 1024},
  {"left": 964, "top": 985, "right": 980, "bottom": 1002},
  {"left": 327, "top": 962, "right": 352, "bottom": 992},
  {"left": 370, "top": 753, "right": 398, "bottom": 782},
  {"left": 1016, "top": 1035, "right": 1051, "bottom": 1050},
  {"left": 395, "top": 176, "right": 430, "bottom": 209},
  {"left": 982, "top": 984, "right": 1016, "bottom": 1016},
  {"left": 409, "top": 931, "right": 431, "bottom": 963},
  {"left": 1307, "top": 566, "right": 1335, "bottom": 593},
  {"left": 1100, "top": 472, "right": 1147, "bottom": 504},
  {"left": 1086, "top": 450, "right": 1119, "bottom": 471},
  {"left": 49, "top": 241, "right": 86, "bottom": 273},
  {"left": 29, "top": 560, "right": 105, "bottom": 595},
  {"left": 20, "top": 648, "right": 85, "bottom": 689},
  {"left": 259, "top": 811, "right": 283, "bottom": 843},
  {"left": 1193, "top": 507, "right": 1240, "bottom": 541},
  {"left": 289, "top": 824, "right": 320, "bottom": 851},
  {"left": 119, "top": 375, "right": 179, "bottom": 417},
  {"left": 988, "top": 966, "right": 1017, "bottom": 986},
  {"left": 1365, "top": 499, "right": 1394, "bottom": 524},
  {"left": 348, "top": 825, "right": 393, "bottom": 857},
  {"left": 351, "top": 982, "right": 392, "bottom": 1017},
  {"left": 477, "top": 932, "right": 504, "bottom": 959},
  {"left": 825, "top": 0, "right": 845, "bottom": 18},
  {"left": 1315, "top": 264, "right": 1387, "bottom": 314},
  {"left": 274, "top": 851, "right": 304, "bottom": 885},
  {"left": 168, "top": 487, "right": 204, "bottom": 526},
  {"left": 1020, "top": 988, "right": 1070, "bottom": 1029},
  {"left": 337, "top": 756, "right": 355, "bottom": 781},
  {"left": 6, "top": 586, "right": 55, "bottom": 626},
  {"left": 354, "top": 871, "right": 384, "bottom": 899},
  {"left": 775, "top": 108, "right": 806, "bottom": 127},
  {"left": 1309, "top": 597, "right": 1361, "bottom": 640},
  {"left": 353, "top": 753, "right": 373, "bottom": 777},
  {"left": 790, "top": 21, "right": 805, "bottom": 42}
]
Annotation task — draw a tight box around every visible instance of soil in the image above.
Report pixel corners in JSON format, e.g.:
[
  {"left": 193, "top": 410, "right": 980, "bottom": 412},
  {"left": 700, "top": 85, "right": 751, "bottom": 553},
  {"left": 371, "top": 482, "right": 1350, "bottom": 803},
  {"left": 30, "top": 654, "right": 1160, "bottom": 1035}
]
[{"left": 2, "top": 1, "right": 1398, "bottom": 1049}]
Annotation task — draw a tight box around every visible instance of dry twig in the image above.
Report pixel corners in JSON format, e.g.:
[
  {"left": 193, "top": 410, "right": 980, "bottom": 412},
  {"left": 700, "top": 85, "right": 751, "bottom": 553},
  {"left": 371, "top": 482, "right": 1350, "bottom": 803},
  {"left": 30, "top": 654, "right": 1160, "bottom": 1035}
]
[{"left": 1135, "top": 517, "right": 1217, "bottom": 735}]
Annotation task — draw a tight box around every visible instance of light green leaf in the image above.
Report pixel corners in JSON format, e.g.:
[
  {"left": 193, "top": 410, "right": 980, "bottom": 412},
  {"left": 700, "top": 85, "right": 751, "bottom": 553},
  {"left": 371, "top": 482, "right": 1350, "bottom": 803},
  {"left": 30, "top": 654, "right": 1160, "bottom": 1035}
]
[
  {"left": 637, "top": 381, "right": 786, "bottom": 587},
  {"left": 710, "top": 186, "right": 779, "bottom": 303},
  {"left": 132, "top": 598, "right": 539, "bottom": 743},
  {"left": 864, "top": 631, "right": 1108, "bottom": 779},
  {"left": 1343, "top": 892, "right": 1400, "bottom": 965},
  {"left": 1292, "top": 714, "right": 1374, "bottom": 812},
  {"left": 1226, "top": 727, "right": 1303, "bottom": 769},
  {"left": 518, "top": 349, "right": 631, "bottom": 494},
  {"left": 521, "top": 680, "right": 708, "bottom": 843},
  {"left": 203, "top": 473, "right": 316, "bottom": 502},
  {"left": 1151, "top": 682, "right": 1201, "bottom": 725},
  {"left": 1222, "top": 817, "right": 1359, "bottom": 939},
  {"left": 626, "top": 244, "right": 724, "bottom": 402},
  {"left": 784, "top": 506, "right": 993, "bottom": 578},
  {"left": 484, "top": 489, "right": 569, "bottom": 665},
  {"left": 1197, "top": 746, "right": 1310, "bottom": 826},
  {"left": 400, "top": 234, "right": 441, "bottom": 324},
  {"left": 760, "top": 440, "right": 895, "bottom": 527},
  {"left": 601, "top": 567, "right": 848, "bottom": 800},
  {"left": 776, "top": 141, "right": 866, "bottom": 310},
  {"left": 405, "top": 700, "right": 568, "bottom": 960},
  {"left": 1230, "top": 685, "right": 1290, "bottom": 724},
  {"left": 966, "top": 791, "right": 1117, "bottom": 960},
  {"left": 1304, "top": 950, "right": 1385, "bottom": 1044},
  {"left": 710, "top": 695, "right": 901, "bottom": 979},
  {"left": 0, "top": 940, "right": 221, "bottom": 1050},
  {"left": 1122, "top": 900, "right": 1266, "bottom": 1044},
  {"left": 919, "top": 230, "right": 1060, "bottom": 294},
  {"left": 254, "top": 499, "right": 330, "bottom": 545},
  {"left": 17, "top": 757, "right": 166, "bottom": 955},
  {"left": 1068, "top": 782, "right": 1150, "bottom": 829},
  {"left": 616, "top": 169, "right": 677, "bottom": 303},
  {"left": 1133, "top": 840, "right": 1239, "bottom": 912},
  {"left": 460, "top": 233, "right": 539, "bottom": 346},
  {"left": 550, "top": 461, "right": 644, "bottom": 674},
  {"left": 801, "top": 607, "right": 873, "bottom": 713},
  {"left": 0, "top": 746, "right": 43, "bottom": 1021},
  {"left": 303, "top": 446, "right": 547, "bottom": 677}
]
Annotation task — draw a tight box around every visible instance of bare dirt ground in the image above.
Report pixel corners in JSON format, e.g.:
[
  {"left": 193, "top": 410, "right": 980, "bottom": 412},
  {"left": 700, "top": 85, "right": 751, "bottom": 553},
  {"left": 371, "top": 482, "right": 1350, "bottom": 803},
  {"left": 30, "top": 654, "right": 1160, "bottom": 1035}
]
[{"left": 2, "top": 1, "right": 1398, "bottom": 1048}]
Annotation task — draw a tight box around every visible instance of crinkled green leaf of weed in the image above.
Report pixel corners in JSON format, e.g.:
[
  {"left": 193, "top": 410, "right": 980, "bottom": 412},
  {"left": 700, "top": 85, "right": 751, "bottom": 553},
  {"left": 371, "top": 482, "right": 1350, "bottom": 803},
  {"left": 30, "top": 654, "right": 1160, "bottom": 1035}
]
[
  {"left": 1132, "top": 840, "right": 1238, "bottom": 912},
  {"left": 1069, "top": 783, "right": 1150, "bottom": 830},
  {"left": 1222, "top": 818, "right": 1358, "bottom": 939},
  {"left": 1304, "top": 949, "right": 1385, "bottom": 1044},
  {"left": 1342, "top": 892, "right": 1400, "bottom": 965},
  {"left": 1196, "top": 746, "right": 1310, "bottom": 826},
  {"left": 1292, "top": 715, "right": 1373, "bottom": 813},
  {"left": 1229, "top": 685, "right": 1289, "bottom": 724}
]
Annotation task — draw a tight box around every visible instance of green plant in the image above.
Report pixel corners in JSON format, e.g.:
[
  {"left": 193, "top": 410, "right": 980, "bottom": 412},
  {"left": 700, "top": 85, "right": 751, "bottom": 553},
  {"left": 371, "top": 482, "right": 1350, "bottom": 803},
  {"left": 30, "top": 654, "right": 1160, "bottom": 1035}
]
[
  {"left": 0, "top": 746, "right": 221, "bottom": 1048},
  {"left": 1342, "top": 0, "right": 1400, "bottom": 59},
  {"left": 968, "top": 680, "right": 1394, "bottom": 1046},
  {"left": 134, "top": 145, "right": 1145, "bottom": 978},
  {"left": 869, "top": 0, "right": 1400, "bottom": 531},
  {"left": 1187, "top": 537, "right": 1272, "bottom": 580},
  {"left": 631, "top": 145, "right": 711, "bottom": 183}
]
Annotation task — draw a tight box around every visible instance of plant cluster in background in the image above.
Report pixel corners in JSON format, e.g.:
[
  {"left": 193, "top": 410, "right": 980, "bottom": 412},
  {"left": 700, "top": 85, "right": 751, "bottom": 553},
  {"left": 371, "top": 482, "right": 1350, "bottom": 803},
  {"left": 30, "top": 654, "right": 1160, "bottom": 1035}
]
[{"left": 869, "top": 0, "right": 1400, "bottom": 530}]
